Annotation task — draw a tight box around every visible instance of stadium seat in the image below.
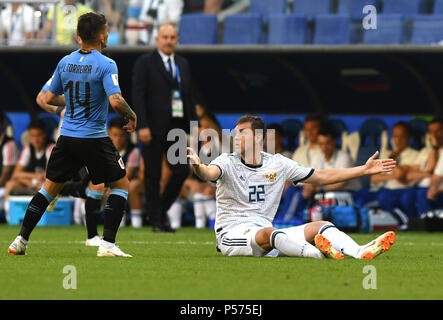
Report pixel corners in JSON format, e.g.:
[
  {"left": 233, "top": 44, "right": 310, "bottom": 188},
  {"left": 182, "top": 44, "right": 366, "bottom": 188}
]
[
  {"left": 338, "top": 0, "right": 380, "bottom": 20},
  {"left": 281, "top": 118, "right": 303, "bottom": 151},
  {"left": 358, "top": 118, "right": 388, "bottom": 148},
  {"left": 382, "top": 0, "right": 425, "bottom": 16},
  {"left": 178, "top": 14, "right": 218, "bottom": 44},
  {"left": 409, "top": 119, "right": 429, "bottom": 150},
  {"left": 293, "top": 0, "right": 333, "bottom": 19},
  {"left": 356, "top": 118, "right": 388, "bottom": 188},
  {"left": 362, "top": 14, "right": 405, "bottom": 44},
  {"left": 223, "top": 14, "right": 263, "bottom": 44},
  {"left": 268, "top": 14, "right": 308, "bottom": 44},
  {"left": 410, "top": 14, "right": 443, "bottom": 44},
  {"left": 249, "top": 0, "right": 287, "bottom": 22},
  {"left": 313, "top": 14, "right": 352, "bottom": 44},
  {"left": 433, "top": 0, "right": 443, "bottom": 14}
]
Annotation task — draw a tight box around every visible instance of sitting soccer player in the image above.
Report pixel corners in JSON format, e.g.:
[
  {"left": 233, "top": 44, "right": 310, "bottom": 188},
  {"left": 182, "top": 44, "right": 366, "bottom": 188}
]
[
  {"left": 4, "top": 120, "right": 54, "bottom": 220},
  {"left": 0, "top": 112, "right": 20, "bottom": 219},
  {"left": 187, "top": 115, "right": 397, "bottom": 259}
]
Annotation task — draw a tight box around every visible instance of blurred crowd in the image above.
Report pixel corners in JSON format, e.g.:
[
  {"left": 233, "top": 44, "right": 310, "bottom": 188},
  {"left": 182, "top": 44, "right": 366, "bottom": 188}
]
[{"left": 0, "top": 0, "right": 235, "bottom": 46}]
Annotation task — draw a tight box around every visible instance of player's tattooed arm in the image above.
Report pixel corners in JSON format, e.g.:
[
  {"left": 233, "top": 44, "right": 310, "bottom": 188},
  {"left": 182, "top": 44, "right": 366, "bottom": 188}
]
[{"left": 109, "top": 93, "right": 137, "bottom": 121}]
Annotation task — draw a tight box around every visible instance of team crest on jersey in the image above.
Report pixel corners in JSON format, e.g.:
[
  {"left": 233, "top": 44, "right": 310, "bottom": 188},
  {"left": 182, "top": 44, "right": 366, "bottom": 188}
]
[{"left": 265, "top": 172, "right": 277, "bottom": 183}]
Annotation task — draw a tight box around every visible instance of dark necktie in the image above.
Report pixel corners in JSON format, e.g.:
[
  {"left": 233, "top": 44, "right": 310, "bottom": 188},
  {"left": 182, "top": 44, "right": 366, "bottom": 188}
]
[{"left": 167, "top": 58, "right": 174, "bottom": 79}]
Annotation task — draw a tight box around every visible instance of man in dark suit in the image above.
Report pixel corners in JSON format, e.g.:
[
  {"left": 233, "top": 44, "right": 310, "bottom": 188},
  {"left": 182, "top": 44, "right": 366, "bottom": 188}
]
[{"left": 132, "top": 23, "right": 198, "bottom": 232}]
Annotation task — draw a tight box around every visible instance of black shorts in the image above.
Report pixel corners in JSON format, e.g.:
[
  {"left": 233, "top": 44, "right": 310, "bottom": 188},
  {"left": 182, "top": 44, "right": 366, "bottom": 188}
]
[{"left": 46, "top": 135, "right": 126, "bottom": 185}]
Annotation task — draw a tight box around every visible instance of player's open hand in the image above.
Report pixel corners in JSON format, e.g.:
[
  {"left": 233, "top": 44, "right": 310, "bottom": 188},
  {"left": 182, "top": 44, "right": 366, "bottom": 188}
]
[
  {"left": 364, "top": 151, "right": 397, "bottom": 175},
  {"left": 187, "top": 147, "right": 201, "bottom": 167}
]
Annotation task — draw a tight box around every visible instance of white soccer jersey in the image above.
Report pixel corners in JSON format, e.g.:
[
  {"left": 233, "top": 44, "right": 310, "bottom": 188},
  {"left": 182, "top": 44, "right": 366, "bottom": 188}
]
[{"left": 209, "top": 152, "right": 314, "bottom": 236}]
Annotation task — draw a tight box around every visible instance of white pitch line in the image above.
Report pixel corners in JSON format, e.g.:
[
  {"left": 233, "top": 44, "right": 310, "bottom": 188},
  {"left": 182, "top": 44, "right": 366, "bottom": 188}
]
[{"left": 0, "top": 240, "right": 215, "bottom": 246}]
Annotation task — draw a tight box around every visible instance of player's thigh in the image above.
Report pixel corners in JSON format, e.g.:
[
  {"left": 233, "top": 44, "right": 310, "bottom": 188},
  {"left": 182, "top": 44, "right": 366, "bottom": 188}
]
[
  {"left": 83, "top": 137, "right": 126, "bottom": 185},
  {"left": 46, "top": 136, "right": 83, "bottom": 183},
  {"left": 88, "top": 181, "right": 106, "bottom": 193},
  {"left": 219, "top": 226, "right": 271, "bottom": 257}
]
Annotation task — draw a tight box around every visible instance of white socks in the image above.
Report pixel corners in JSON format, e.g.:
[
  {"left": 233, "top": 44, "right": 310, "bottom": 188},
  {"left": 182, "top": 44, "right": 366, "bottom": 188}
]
[
  {"left": 318, "top": 224, "right": 361, "bottom": 258},
  {"left": 130, "top": 209, "right": 143, "bottom": 228},
  {"left": 167, "top": 199, "right": 183, "bottom": 229},
  {"left": 193, "top": 193, "right": 206, "bottom": 228},
  {"left": 193, "top": 194, "right": 216, "bottom": 229},
  {"left": 270, "top": 230, "right": 324, "bottom": 259}
]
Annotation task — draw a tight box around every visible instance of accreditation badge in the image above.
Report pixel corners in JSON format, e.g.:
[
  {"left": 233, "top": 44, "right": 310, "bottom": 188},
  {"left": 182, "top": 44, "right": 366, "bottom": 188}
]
[{"left": 172, "top": 90, "right": 184, "bottom": 118}]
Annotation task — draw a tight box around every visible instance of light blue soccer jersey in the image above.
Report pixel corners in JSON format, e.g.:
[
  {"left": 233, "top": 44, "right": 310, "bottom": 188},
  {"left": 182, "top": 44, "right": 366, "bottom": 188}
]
[
  {"left": 49, "top": 49, "right": 121, "bottom": 138},
  {"left": 41, "top": 75, "right": 53, "bottom": 92}
]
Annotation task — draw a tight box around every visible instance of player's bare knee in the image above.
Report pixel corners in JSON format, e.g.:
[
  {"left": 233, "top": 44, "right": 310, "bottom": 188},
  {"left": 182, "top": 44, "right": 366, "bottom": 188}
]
[{"left": 255, "top": 227, "right": 277, "bottom": 250}]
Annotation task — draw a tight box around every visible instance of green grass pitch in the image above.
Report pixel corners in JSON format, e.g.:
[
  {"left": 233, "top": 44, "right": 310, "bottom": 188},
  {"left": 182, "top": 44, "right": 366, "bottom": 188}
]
[{"left": 1, "top": 225, "right": 442, "bottom": 300}]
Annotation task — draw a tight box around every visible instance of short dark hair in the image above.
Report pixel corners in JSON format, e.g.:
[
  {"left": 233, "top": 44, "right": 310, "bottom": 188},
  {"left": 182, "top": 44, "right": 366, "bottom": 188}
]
[
  {"left": 109, "top": 117, "right": 127, "bottom": 129},
  {"left": 77, "top": 12, "right": 107, "bottom": 45},
  {"left": 305, "top": 114, "right": 326, "bottom": 126},
  {"left": 318, "top": 124, "right": 338, "bottom": 140},
  {"left": 429, "top": 117, "right": 443, "bottom": 127},
  {"left": 267, "top": 123, "right": 285, "bottom": 137},
  {"left": 393, "top": 121, "right": 412, "bottom": 137},
  {"left": 237, "top": 115, "right": 267, "bottom": 143},
  {"left": 28, "top": 119, "right": 47, "bottom": 132}
]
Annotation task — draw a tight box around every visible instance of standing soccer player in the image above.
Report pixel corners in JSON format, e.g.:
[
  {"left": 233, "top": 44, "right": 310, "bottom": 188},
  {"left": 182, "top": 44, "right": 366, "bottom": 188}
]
[
  {"left": 8, "top": 13, "right": 137, "bottom": 257},
  {"left": 187, "top": 115, "right": 397, "bottom": 259}
]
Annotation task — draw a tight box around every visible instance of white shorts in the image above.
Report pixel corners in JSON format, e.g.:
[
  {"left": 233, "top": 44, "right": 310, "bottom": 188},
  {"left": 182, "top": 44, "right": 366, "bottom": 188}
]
[{"left": 217, "top": 223, "right": 307, "bottom": 257}]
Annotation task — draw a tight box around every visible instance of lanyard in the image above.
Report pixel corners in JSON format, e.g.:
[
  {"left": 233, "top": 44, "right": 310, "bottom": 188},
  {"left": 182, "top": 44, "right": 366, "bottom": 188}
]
[
  {"left": 175, "top": 63, "right": 182, "bottom": 90},
  {"left": 320, "top": 151, "right": 338, "bottom": 170},
  {"left": 10, "top": 8, "right": 21, "bottom": 34}
]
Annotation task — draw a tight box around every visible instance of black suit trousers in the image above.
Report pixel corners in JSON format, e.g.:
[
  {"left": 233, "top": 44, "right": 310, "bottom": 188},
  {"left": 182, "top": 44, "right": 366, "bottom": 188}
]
[{"left": 142, "top": 134, "right": 189, "bottom": 227}]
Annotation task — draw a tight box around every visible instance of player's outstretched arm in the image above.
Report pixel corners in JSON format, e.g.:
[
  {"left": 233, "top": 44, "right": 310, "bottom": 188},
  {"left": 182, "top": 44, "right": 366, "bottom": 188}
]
[
  {"left": 187, "top": 147, "right": 221, "bottom": 181},
  {"left": 304, "top": 151, "right": 396, "bottom": 186},
  {"left": 109, "top": 93, "right": 137, "bottom": 132}
]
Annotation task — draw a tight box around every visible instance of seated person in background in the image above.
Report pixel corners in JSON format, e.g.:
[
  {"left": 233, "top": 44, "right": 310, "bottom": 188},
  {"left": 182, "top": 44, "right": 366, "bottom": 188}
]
[
  {"left": 0, "top": 112, "right": 20, "bottom": 217},
  {"left": 406, "top": 118, "right": 443, "bottom": 216},
  {"left": 265, "top": 123, "right": 293, "bottom": 159},
  {"left": 275, "top": 115, "right": 325, "bottom": 226},
  {"left": 426, "top": 150, "right": 443, "bottom": 209},
  {"left": 303, "top": 125, "right": 361, "bottom": 202},
  {"left": 292, "top": 114, "right": 324, "bottom": 168},
  {"left": 178, "top": 113, "right": 221, "bottom": 229},
  {"left": 129, "top": 154, "right": 172, "bottom": 227},
  {"left": 108, "top": 117, "right": 142, "bottom": 227},
  {"left": 371, "top": 121, "right": 419, "bottom": 229},
  {"left": 4, "top": 120, "right": 54, "bottom": 221}
]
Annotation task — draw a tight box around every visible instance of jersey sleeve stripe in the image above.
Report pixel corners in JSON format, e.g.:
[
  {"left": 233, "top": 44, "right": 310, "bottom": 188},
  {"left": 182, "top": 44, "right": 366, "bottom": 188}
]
[
  {"left": 209, "top": 164, "right": 223, "bottom": 182},
  {"left": 292, "top": 168, "right": 315, "bottom": 185}
]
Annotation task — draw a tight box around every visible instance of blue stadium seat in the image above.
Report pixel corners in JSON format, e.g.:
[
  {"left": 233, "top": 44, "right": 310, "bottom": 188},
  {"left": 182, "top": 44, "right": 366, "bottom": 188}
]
[
  {"left": 268, "top": 14, "right": 308, "bottom": 44},
  {"left": 362, "top": 14, "right": 405, "bottom": 44},
  {"left": 223, "top": 14, "right": 263, "bottom": 44},
  {"left": 281, "top": 118, "right": 303, "bottom": 151},
  {"left": 293, "top": 0, "right": 333, "bottom": 19},
  {"left": 338, "top": 0, "right": 380, "bottom": 20},
  {"left": 433, "top": 0, "right": 443, "bottom": 14},
  {"left": 313, "top": 14, "right": 352, "bottom": 44},
  {"left": 356, "top": 118, "right": 388, "bottom": 188},
  {"left": 410, "top": 14, "right": 443, "bottom": 44},
  {"left": 359, "top": 118, "right": 388, "bottom": 148},
  {"left": 249, "top": 0, "right": 287, "bottom": 22},
  {"left": 409, "top": 119, "right": 429, "bottom": 150},
  {"left": 383, "top": 0, "right": 425, "bottom": 16},
  {"left": 178, "top": 14, "right": 218, "bottom": 44}
]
